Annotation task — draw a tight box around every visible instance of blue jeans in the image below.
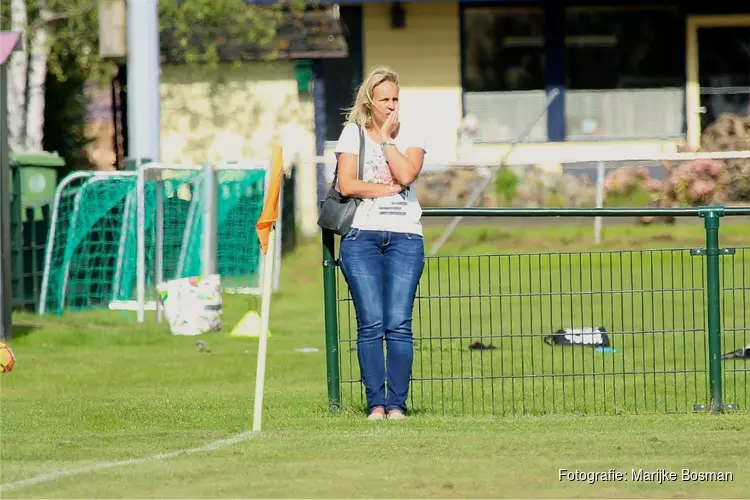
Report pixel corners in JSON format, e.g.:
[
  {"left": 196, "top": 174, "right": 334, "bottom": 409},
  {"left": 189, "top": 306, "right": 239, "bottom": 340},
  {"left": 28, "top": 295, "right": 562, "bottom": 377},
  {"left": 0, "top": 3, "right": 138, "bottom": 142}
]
[{"left": 339, "top": 228, "right": 425, "bottom": 413}]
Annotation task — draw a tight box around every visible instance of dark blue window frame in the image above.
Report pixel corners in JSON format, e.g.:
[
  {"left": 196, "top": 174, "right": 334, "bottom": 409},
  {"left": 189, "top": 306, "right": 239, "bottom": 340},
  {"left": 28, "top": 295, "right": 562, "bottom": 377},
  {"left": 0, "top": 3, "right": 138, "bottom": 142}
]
[{"left": 543, "top": 0, "right": 565, "bottom": 141}]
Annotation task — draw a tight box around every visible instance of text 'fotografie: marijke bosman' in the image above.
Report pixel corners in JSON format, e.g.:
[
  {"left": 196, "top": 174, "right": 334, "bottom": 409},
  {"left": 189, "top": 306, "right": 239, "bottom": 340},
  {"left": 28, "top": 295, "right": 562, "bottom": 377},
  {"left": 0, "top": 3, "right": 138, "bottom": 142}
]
[{"left": 559, "top": 468, "right": 734, "bottom": 484}]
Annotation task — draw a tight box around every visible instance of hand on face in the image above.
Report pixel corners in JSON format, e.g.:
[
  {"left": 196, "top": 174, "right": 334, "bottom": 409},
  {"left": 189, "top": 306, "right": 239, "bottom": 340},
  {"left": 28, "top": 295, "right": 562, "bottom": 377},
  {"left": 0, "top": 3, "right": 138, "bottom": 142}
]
[{"left": 380, "top": 102, "right": 399, "bottom": 142}]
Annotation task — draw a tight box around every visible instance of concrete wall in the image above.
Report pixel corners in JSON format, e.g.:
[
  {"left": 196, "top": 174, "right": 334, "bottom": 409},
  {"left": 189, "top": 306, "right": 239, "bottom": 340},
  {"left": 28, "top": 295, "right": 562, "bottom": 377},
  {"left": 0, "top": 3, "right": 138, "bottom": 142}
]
[
  {"left": 160, "top": 61, "right": 314, "bottom": 166},
  {"left": 160, "top": 61, "right": 319, "bottom": 235}
]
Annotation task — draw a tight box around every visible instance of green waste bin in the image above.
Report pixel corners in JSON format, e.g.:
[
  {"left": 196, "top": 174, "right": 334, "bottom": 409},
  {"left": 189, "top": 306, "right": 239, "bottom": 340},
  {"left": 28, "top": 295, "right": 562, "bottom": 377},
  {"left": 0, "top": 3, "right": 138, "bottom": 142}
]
[
  {"left": 123, "top": 157, "right": 152, "bottom": 171},
  {"left": 9, "top": 151, "right": 67, "bottom": 222},
  {"left": 8, "top": 151, "right": 66, "bottom": 312}
]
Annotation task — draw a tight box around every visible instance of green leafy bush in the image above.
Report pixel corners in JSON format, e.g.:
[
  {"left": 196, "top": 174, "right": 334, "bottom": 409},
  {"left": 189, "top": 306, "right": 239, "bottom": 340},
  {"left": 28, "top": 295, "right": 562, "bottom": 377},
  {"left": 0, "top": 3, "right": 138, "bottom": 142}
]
[{"left": 494, "top": 167, "right": 520, "bottom": 205}]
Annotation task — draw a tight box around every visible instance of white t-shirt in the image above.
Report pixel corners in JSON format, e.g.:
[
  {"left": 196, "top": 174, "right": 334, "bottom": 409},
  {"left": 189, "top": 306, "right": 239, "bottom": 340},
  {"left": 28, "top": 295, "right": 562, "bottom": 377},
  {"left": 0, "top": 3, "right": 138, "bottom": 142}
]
[{"left": 334, "top": 122, "right": 426, "bottom": 235}]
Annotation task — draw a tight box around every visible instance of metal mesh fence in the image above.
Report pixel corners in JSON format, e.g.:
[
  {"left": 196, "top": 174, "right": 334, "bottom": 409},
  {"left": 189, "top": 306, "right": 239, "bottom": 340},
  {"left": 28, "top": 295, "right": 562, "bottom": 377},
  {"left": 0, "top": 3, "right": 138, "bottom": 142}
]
[{"left": 323, "top": 207, "right": 750, "bottom": 416}]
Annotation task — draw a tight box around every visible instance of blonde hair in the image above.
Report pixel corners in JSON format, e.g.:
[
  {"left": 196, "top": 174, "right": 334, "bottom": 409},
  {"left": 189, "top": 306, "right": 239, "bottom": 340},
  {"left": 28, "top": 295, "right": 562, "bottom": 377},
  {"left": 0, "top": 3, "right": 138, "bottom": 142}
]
[{"left": 346, "top": 66, "right": 400, "bottom": 129}]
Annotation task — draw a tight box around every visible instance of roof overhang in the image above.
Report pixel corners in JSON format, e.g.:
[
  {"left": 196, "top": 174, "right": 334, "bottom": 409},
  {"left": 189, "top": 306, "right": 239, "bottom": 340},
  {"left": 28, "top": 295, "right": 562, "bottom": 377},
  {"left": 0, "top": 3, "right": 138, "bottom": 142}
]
[
  {"left": 161, "top": 7, "right": 348, "bottom": 63},
  {"left": 0, "top": 32, "right": 23, "bottom": 65}
]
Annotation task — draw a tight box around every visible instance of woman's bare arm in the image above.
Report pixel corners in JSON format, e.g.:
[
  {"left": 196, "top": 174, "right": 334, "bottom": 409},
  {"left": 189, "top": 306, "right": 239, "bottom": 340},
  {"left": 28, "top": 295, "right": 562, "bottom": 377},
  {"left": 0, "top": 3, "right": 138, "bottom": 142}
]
[
  {"left": 336, "top": 153, "right": 403, "bottom": 198},
  {"left": 382, "top": 145, "right": 425, "bottom": 186}
]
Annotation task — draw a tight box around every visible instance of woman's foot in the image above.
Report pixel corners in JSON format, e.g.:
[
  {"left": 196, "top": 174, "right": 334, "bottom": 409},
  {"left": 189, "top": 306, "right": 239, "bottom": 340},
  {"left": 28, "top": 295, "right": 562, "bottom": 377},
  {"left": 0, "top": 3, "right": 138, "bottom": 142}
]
[
  {"left": 366, "top": 407, "right": 386, "bottom": 421},
  {"left": 387, "top": 409, "right": 406, "bottom": 420}
]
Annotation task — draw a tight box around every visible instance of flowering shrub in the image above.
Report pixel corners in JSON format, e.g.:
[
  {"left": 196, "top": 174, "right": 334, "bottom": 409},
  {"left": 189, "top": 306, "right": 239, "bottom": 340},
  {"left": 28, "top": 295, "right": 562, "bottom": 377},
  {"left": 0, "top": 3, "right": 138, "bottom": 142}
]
[
  {"left": 723, "top": 160, "right": 750, "bottom": 202},
  {"left": 664, "top": 160, "right": 731, "bottom": 206},
  {"left": 604, "top": 167, "right": 663, "bottom": 206}
]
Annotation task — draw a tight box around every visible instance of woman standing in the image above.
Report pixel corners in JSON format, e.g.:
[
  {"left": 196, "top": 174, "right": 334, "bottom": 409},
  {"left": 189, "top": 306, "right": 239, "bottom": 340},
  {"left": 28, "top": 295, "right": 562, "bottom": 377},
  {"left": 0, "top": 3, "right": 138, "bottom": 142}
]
[{"left": 334, "top": 67, "right": 427, "bottom": 421}]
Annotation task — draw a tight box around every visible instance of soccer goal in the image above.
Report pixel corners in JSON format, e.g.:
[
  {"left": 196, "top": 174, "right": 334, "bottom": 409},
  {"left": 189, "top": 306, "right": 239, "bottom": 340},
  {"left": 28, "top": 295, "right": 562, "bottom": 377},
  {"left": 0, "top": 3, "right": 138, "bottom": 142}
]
[{"left": 38, "top": 160, "right": 282, "bottom": 321}]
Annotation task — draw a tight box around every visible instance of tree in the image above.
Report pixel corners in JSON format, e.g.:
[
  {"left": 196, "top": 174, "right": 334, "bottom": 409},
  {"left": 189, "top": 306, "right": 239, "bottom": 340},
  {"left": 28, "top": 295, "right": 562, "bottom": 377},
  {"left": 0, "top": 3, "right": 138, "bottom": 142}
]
[
  {"left": 159, "top": 0, "right": 303, "bottom": 66},
  {"left": 3, "top": 0, "right": 306, "bottom": 155},
  {"left": 5, "top": 0, "right": 115, "bottom": 153}
]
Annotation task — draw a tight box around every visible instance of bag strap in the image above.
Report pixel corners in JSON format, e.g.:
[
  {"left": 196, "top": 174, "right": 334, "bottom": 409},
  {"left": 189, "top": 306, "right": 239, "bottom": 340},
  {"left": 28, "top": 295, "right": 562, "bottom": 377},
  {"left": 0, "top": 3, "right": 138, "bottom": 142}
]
[
  {"left": 357, "top": 124, "right": 365, "bottom": 181},
  {"left": 331, "top": 124, "right": 365, "bottom": 189}
]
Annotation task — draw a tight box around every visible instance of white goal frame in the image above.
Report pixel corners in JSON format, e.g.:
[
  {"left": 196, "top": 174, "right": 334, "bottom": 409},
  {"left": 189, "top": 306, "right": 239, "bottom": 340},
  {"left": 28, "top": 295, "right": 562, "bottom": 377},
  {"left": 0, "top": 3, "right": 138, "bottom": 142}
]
[{"left": 38, "top": 160, "right": 282, "bottom": 322}]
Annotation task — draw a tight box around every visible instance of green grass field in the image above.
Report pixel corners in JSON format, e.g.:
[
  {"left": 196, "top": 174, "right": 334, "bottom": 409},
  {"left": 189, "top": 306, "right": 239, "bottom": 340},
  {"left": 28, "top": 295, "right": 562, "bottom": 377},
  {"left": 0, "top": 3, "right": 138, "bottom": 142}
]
[{"left": 1, "top": 221, "right": 749, "bottom": 498}]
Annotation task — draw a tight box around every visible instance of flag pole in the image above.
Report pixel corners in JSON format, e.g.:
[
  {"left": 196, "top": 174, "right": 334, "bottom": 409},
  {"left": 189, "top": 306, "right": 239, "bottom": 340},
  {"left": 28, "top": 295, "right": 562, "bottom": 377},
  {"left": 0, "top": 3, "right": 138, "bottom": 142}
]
[
  {"left": 251, "top": 145, "right": 283, "bottom": 433},
  {"left": 252, "top": 225, "right": 276, "bottom": 433}
]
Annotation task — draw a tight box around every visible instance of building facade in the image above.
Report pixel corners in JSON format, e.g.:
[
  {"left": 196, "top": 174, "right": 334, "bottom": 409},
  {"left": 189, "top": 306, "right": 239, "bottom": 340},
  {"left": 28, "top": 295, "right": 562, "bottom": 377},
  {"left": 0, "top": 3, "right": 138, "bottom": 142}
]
[
  {"left": 318, "top": 1, "right": 750, "bottom": 164},
  {"left": 151, "top": 2, "right": 749, "bottom": 234}
]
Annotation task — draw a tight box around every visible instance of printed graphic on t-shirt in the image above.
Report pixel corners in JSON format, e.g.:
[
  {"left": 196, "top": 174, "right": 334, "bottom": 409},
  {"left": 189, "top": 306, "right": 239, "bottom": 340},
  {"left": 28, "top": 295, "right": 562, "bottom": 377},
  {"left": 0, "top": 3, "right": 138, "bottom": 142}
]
[
  {"left": 373, "top": 158, "right": 394, "bottom": 185},
  {"left": 372, "top": 158, "right": 410, "bottom": 217}
]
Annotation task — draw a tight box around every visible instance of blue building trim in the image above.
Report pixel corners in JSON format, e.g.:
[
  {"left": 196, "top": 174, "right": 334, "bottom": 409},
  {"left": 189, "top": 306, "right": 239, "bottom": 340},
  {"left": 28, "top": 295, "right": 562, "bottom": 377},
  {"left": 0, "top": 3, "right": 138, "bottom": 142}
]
[
  {"left": 248, "top": 0, "right": 533, "bottom": 3},
  {"left": 312, "top": 59, "right": 328, "bottom": 203},
  {"left": 543, "top": 0, "right": 565, "bottom": 141},
  {"left": 458, "top": 2, "right": 469, "bottom": 126}
]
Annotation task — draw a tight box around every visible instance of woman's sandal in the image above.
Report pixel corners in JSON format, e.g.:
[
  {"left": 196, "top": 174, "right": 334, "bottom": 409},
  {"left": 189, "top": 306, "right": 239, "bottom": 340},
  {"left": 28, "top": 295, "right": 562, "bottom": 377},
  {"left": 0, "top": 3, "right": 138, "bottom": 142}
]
[
  {"left": 366, "top": 408, "right": 386, "bottom": 421},
  {"left": 387, "top": 410, "right": 406, "bottom": 420}
]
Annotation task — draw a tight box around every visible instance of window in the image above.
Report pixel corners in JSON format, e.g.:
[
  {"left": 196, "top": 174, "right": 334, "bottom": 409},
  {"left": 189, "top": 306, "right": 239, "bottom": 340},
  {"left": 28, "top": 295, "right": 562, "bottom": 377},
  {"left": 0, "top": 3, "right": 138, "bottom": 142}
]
[
  {"left": 564, "top": 6, "right": 685, "bottom": 139},
  {"left": 565, "top": 6, "right": 684, "bottom": 90},
  {"left": 462, "top": 7, "right": 546, "bottom": 92},
  {"left": 697, "top": 26, "right": 750, "bottom": 130},
  {"left": 461, "top": 7, "right": 548, "bottom": 141},
  {"left": 459, "top": 4, "right": 687, "bottom": 141}
]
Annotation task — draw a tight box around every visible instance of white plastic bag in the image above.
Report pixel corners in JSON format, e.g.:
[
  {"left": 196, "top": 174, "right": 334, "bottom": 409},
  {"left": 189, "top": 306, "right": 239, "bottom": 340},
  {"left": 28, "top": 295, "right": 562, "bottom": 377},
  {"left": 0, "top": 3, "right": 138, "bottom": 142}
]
[{"left": 156, "top": 274, "right": 222, "bottom": 336}]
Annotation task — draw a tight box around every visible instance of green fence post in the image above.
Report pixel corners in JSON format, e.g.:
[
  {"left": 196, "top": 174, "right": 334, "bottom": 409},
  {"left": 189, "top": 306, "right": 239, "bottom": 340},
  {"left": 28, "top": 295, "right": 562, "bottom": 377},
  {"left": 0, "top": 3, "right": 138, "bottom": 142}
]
[
  {"left": 322, "top": 228, "right": 340, "bottom": 411},
  {"left": 698, "top": 205, "right": 726, "bottom": 414},
  {"left": 10, "top": 165, "right": 23, "bottom": 309}
]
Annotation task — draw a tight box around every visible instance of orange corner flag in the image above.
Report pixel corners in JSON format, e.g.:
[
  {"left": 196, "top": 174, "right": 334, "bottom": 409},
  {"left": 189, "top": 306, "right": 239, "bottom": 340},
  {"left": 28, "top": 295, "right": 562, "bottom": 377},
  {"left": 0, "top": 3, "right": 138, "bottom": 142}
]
[{"left": 256, "top": 145, "right": 284, "bottom": 255}]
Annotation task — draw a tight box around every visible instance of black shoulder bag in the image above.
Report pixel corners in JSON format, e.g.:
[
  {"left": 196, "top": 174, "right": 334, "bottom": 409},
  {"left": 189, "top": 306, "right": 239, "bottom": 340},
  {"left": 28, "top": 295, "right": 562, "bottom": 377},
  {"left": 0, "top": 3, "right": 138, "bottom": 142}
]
[{"left": 317, "top": 124, "right": 365, "bottom": 236}]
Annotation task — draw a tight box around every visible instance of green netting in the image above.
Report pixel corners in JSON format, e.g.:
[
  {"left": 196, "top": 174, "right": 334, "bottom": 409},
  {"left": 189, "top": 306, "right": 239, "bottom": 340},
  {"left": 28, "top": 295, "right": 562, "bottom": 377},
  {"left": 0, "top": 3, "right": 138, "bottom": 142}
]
[
  {"left": 40, "top": 174, "right": 137, "bottom": 313},
  {"left": 40, "top": 168, "right": 269, "bottom": 316},
  {"left": 215, "top": 168, "right": 268, "bottom": 291}
]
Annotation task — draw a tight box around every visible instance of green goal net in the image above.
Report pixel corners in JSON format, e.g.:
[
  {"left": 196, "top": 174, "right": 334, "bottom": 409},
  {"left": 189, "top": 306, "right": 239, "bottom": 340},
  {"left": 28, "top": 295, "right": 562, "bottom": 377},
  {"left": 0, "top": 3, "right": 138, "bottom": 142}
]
[{"left": 39, "top": 164, "right": 277, "bottom": 317}]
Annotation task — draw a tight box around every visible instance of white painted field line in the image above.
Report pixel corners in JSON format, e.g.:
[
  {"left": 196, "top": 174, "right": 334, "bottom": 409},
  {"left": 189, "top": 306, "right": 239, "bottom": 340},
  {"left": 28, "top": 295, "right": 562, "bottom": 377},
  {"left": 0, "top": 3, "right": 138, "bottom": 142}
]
[{"left": 0, "top": 430, "right": 257, "bottom": 493}]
